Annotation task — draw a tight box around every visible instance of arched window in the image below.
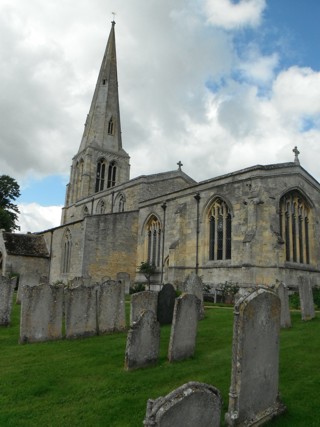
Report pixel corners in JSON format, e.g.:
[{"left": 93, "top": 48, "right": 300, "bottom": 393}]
[
  {"left": 208, "top": 198, "right": 232, "bottom": 261},
  {"left": 96, "top": 199, "right": 105, "bottom": 214},
  {"left": 108, "top": 117, "right": 114, "bottom": 135},
  {"left": 83, "top": 206, "right": 89, "bottom": 217},
  {"left": 107, "top": 161, "right": 117, "bottom": 188},
  {"left": 61, "top": 229, "right": 72, "bottom": 274},
  {"left": 75, "top": 159, "right": 84, "bottom": 200},
  {"left": 95, "top": 158, "right": 106, "bottom": 192},
  {"left": 280, "top": 191, "right": 310, "bottom": 264},
  {"left": 146, "top": 215, "right": 162, "bottom": 267}
]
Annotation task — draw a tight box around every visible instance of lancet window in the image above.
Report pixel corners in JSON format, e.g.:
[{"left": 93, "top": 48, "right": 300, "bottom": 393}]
[
  {"left": 146, "top": 215, "right": 162, "bottom": 267},
  {"left": 95, "top": 158, "right": 106, "bottom": 192},
  {"left": 208, "top": 198, "right": 232, "bottom": 261},
  {"left": 96, "top": 199, "right": 106, "bottom": 214},
  {"left": 118, "top": 194, "right": 125, "bottom": 212},
  {"left": 107, "top": 161, "right": 117, "bottom": 188},
  {"left": 108, "top": 117, "right": 114, "bottom": 135},
  {"left": 61, "top": 229, "right": 72, "bottom": 274},
  {"left": 280, "top": 191, "right": 310, "bottom": 264}
]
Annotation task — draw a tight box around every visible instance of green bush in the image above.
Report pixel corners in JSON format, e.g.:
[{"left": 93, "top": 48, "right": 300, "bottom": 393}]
[
  {"left": 313, "top": 288, "right": 320, "bottom": 309},
  {"left": 289, "top": 292, "right": 300, "bottom": 309},
  {"left": 129, "top": 283, "right": 146, "bottom": 294}
]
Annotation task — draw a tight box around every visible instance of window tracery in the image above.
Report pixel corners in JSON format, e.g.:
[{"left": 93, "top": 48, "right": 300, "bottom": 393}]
[{"left": 208, "top": 198, "right": 232, "bottom": 261}]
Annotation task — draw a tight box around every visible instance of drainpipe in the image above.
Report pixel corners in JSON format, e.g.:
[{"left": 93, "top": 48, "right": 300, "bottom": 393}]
[
  {"left": 194, "top": 192, "right": 201, "bottom": 275},
  {"left": 160, "top": 202, "right": 167, "bottom": 284}
]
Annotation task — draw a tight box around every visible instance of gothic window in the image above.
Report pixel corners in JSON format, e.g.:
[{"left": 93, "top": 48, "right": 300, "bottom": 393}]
[
  {"left": 146, "top": 215, "right": 162, "bottom": 267},
  {"left": 280, "top": 191, "right": 310, "bottom": 264},
  {"left": 107, "top": 161, "right": 117, "bottom": 188},
  {"left": 96, "top": 199, "right": 105, "bottom": 214},
  {"left": 108, "top": 117, "right": 114, "bottom": 135},
  {"left": 83, "top": 206, "right": 89, "bottom": 217},
  {"left": 61, "top": 229, "right": 72, "bottom": 274},
  {"left": 208, "top": 198, "right": 232, "bottom": 261},
  {"left": 95, "top": 158, "right": 106, "bottom": 192}
]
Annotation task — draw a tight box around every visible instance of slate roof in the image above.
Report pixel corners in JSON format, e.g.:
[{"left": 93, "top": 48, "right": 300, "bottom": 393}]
[{"left": 3, "top": 232, "right": 49, "bottom": 258}]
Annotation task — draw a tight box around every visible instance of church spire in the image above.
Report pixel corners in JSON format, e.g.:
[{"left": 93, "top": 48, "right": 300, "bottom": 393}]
[{"left": 78, "top": 20, "right": 125, "bottom": 154}]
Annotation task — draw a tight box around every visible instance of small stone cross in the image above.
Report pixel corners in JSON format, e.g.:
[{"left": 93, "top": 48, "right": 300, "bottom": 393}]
[
  {"left": 177, "top": 161, "right": 183, "bottom": 171},
  {"left": 293, "top": 146, "right": 300, "bottom": 164}
]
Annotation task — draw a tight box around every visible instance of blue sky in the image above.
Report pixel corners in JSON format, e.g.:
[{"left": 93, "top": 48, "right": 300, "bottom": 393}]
[{"left": 1, "top": 0, "right": 320, "bottom": 232}]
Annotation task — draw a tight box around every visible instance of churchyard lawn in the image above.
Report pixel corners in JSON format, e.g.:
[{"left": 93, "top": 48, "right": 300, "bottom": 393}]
[{"left": 0, "top": 299, "right": 319, "bottom": 426}]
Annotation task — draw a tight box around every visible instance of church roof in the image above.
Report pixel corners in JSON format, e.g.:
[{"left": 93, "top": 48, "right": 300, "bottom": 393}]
[{"left": 2, "top": 232, "right": 49, "bottom": 258}]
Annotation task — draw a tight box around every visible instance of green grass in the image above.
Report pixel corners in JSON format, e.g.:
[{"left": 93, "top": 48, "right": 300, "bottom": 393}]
[{"left": 0, "top": 301, "right": 319, "bottom": 426}]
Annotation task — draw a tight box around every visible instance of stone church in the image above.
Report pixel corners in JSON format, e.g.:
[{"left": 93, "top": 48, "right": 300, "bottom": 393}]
[{"left": 1, "top": 22, "right": 320, "bottom": 291}]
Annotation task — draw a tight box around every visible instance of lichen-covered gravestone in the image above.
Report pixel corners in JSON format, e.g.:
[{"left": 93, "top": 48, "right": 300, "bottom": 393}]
[
  {"left": 275, "top": 282, "right": 291, "bottom": 328},
  {"left": 157, "top": 283, "right": 176, "bottom": 325},
  {"left": 0, "top": 276, "right": 16, "bottom": 326},
  {"left": 168, "top": 293, "right": 200, "bottom": 362},
  {"left": 97, "top": 280, "right": 126, "bottom": 333},
  {"left": 182, "top": 272, "right": 204, "bottom": 319},
  {"left": 20, "top": 282, "right": 64, "bottom": 343},
  {"left": 143, "top": 381, "right": 222, "bottom": 427},
  {"left": 130, "top": 290, "right": 158, "bottom": 325},
  {"left": 125, "top": 310, "right": 160, "bottom": 370},
  {"left": 64, "top": 282, "right": 97, "bottom": 339},
  {"left": 225, "top": 287, "right": 286, "bottom": 426},
  {"left": 299, "top": 276, "right": 315, "bottom": 321}
]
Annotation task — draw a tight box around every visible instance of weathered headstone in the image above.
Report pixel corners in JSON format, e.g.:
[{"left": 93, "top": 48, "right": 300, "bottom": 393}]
[
  {"left": 130, "top": 290, "right": 158, "bottom": 325},
  {"left": 117, "top": 272, "right": 131, "bottom": 294},
  {"left": 97, "top": 280, "right": 126, "bottom": 334},
  {"left": 20, "top": 282, "right": 64, "bottom": 343},
  {"left": 143, "top": 381, "right": 222, "bottom": 427},
  {"left": 299, "top": 276, "right": 315, "bottom": 321},
  {"left": 157, "top": 283, "right": 176, "bottom": 325},
  {"left": 64, "top": 282, "right": 97, "bottom": 339},
  {"left": 125, "top": 310, "right": 160, "bottom": 370},
  {"left": 168, "top": 293, "right": 200, "bottom": 362},
  {"left": 225, "top": 288, "right": 286, "bottom": 426},
  {"left": 182, "top": 272, "right": 204, "bottom": 319},
  {"left": 275, "top": 282, "right": 291, "bottom": 328},
  {"left": 0, "top": 276, "right": 17, "bottom": 326}
]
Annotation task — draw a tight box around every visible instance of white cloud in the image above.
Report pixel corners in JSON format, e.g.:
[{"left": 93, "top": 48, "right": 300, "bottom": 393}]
[
  {"left": 18, "top": 204, "right": 62, "bottom": 233},
  {"left": 204, "top": 0, "right": 267, "bottom": 30}
]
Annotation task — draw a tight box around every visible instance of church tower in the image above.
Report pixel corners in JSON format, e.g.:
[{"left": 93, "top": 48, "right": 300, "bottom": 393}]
[{"left": 64, "top": 21, "right": 130, "bottom": 210}]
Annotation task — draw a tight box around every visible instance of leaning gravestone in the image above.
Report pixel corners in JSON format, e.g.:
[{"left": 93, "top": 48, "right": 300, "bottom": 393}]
[
  {"left": 125, "top": 310, "right": 160, "bottom": 370},
  {"left": 157, "top": 283, "right": 176, "bottom": 325},
  {"left": 97, "top": 280, "right": 126, "bottom": 334},
  {"left": 275, "top": 282, "right": 291, "bottom": 328},
  {"left": 130, "top": 290, "right": 158, "bottom": 325},
  {"left": 64, "top": 282, "right": 97, "bottom": 339},
  {"left": 168, "top": 293, "right": 200, "bottom": 362},
  {"left": 20, "top": 282, "right": 64, "bottom": 343},
  {"left": 143, "top": 381, "right": 222, "bottom": 427},
  {"left": 0, "top": 276, "right": 17, "bottom": 326},
  {"left": 299, "top": 276, "right": 315, "bottom": 321},
  {"left": 182, "top": 272, "right": 204, "bottom": 319},
  {"left": 225, "top": 287, "right": 286, "bottom": 426}
]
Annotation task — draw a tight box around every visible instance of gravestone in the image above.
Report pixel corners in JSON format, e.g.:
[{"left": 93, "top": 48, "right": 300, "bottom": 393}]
[
  {"left": 64, "top": 282, "right": 97, "bottom": 339},
  {"left": 299, "top": 276, "right": 315, "bottom": 321},
  {"left": 275, "top": 282, "right": 291, "bottom": 328},
  {"left": 0, "top": 276, "right": 17, "bottom": 326},
  {"left": 157, "top": 283, "right": 176, "bottom": 325},
  {"left": 143, "top": 381, "right": 222, "bottom": 427},
  {"left": 225, "top": 288, "right": 286, "bottom": 426},
  {"left": 168, "top": 293, "right": 200, "bottom": 362},
  {"left": 97, "top": 280, "right": 126, "bottom": 333},
  {"left": 130, "top": 290, "right": 158, "bottom": 325},
  {"left": 117, "top": 272, "right": 131, "bottom": 294},
  {"left": 182, "top": 272, "right": 204, "bottom": 319},
  {"left": 20, "top": 282, "right": 64, "bottom": 343},
  {"left": 125, "top": 310, "right": 160, "bottom": 370}
]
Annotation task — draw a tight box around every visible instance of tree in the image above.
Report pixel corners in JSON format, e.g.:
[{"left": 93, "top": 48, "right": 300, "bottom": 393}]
[
  {"left": 0, "top": 175, "right": 20, "bottom": 232},
  {"left": 138, "top": 261, "right": 156, "bottom": 290}
]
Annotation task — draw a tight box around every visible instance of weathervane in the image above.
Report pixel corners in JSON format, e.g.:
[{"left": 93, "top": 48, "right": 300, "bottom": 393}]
[{"left": 112, "top": 11, "right": 116, "bottom": 23}]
